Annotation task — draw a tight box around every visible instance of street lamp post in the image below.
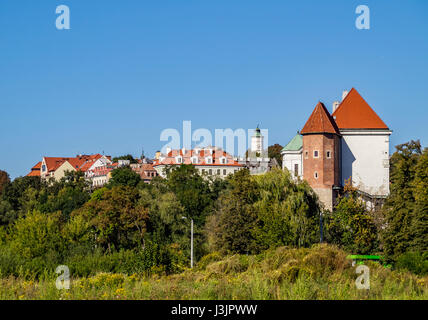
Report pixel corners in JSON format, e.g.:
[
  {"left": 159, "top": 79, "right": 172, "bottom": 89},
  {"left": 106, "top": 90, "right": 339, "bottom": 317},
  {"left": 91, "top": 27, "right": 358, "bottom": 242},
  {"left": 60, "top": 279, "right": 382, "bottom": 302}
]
[{"left": 182, "top": 216, "right": 194, "bottom": 268}]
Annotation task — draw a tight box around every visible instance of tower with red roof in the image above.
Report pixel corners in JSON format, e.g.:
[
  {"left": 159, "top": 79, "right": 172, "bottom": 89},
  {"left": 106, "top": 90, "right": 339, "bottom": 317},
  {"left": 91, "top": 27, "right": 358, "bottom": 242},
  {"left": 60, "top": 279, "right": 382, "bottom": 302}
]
[{"left": 300, "top": 102, "right": 342, "bottom": 210}]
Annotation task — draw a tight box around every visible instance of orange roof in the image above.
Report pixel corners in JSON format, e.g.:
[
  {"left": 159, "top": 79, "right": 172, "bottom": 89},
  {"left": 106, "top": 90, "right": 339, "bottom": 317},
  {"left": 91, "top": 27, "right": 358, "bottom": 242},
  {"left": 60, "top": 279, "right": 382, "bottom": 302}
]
[
  {"left": 153, "top": 147, "right": 242, "bottom": 167},
  {"left": 26, "top": 161, "right": 42, "bottom": 177},
  {"left": 43, "top": 154, "right": 105, "bottom": 172},
  {"left": 332, "top": 88, "right": 389, "bottom": 130},
  {"left": 301, "top": 102, "right": 340, "bottom": 135}
]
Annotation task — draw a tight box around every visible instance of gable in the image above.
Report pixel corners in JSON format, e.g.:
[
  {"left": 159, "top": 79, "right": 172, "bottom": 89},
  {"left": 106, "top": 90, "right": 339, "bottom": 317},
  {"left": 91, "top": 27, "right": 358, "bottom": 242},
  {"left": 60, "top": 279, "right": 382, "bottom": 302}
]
[{"left": 332, "top": 88, "right": 389, "bottom": 130}]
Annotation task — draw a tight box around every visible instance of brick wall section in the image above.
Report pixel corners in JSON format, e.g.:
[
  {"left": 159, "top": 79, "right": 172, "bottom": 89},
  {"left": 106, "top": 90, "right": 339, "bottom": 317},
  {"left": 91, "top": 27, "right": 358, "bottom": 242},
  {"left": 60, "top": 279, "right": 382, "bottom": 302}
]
[{"left": 302, "top": 133, "right": 341, "bottom": 210}]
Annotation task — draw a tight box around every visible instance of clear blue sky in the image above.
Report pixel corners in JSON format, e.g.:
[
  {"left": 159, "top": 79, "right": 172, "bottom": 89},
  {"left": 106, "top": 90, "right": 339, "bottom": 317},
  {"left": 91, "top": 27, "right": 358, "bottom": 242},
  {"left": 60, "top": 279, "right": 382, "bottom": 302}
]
[{"left": 1, "top": 0, "right": 427, "bottom": 179}]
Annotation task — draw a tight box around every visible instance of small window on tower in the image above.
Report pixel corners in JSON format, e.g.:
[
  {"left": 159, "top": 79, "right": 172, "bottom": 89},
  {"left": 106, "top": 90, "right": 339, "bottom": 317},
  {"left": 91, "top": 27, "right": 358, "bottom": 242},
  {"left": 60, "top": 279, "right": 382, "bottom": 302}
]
[
  {"left": 314, "top": 171, "right": 318, "bottom": 179},
  {"left": 313, "top": 150, "right": 319, "bottom": 158},
  {"left": 305, "top": 151, "right": 309, "bottom": 159},
  {"left": 326, "top": 151, "right": 331, "bottom": 159}
]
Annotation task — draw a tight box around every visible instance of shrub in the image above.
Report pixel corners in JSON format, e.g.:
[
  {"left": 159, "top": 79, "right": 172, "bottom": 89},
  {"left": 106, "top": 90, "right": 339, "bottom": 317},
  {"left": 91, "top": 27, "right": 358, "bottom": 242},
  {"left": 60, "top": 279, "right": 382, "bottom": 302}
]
[{"left": 396, "top": 251, "right": 428, "bottom": 275}]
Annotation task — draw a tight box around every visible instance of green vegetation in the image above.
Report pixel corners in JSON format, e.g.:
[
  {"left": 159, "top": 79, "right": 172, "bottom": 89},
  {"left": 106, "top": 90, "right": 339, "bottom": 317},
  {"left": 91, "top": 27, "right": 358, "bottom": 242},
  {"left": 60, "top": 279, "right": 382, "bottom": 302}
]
[
  {"left": 1, "top": 245, "right": 426, "bottom": 300},
  {"left": 0, "top": 140, "right": 426, "bottom": 299}
]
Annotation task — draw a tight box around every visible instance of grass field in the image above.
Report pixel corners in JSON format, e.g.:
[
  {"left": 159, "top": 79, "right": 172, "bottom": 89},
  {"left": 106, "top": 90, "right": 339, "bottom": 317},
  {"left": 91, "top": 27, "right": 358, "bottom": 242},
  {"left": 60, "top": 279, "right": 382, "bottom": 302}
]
[{"left": 1, "top": 244, "right": 426, "bottom": 300}]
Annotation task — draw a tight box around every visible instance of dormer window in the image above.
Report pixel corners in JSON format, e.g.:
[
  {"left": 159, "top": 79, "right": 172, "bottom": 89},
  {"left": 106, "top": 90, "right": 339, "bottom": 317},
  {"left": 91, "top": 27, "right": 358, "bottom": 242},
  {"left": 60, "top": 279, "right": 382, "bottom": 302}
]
[
  {"left": 191, "top": 156, "right": 198, "bottom": 164},
  {"left": 219, "top": 156, "right": 227, "bottom": 164},
  {"left": 175, "top": 156, "right": 183, "bottom": 164},
  {"left": 205, "top": 156, "right": 212, "bottom": 164}
]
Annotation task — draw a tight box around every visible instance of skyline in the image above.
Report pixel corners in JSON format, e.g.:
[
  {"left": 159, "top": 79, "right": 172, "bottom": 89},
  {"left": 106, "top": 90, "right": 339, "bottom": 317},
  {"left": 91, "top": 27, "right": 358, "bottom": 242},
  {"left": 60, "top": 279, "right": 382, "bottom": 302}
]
[{"left": 1, "top": 0, "right": 428, "bottom": 179}]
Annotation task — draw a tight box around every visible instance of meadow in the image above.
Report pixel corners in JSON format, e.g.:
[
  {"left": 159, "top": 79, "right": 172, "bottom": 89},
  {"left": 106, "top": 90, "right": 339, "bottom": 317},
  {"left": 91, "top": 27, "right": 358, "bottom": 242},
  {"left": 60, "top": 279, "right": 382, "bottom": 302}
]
[{"left": 1, "top": 245, "right": 426, "bottom": 300}]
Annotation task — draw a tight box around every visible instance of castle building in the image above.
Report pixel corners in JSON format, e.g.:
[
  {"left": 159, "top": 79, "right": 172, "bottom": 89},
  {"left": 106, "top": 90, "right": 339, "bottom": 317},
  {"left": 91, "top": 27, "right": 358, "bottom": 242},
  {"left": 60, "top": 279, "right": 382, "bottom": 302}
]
[{"left": 282, "top": 88, "right": 391, "bottom": 210}]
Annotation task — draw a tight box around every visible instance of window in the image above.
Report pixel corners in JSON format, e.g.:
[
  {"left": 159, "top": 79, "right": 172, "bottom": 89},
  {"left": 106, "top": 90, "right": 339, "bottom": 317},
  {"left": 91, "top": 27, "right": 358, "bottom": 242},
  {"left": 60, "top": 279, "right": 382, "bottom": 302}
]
[
  {"left": 176, "top": 156, "right": 182, "bottom": 164},
  {"left": 191, "top": 156, "right": 198, "bottom": 164},
  {"left": 326, "top": 151, "right": 331, "bottom": 159},
  {"left": 313, "top": 150, "right": 319, "bottom": 158},
  {"left": 314, "top": 171, "right": 318, "bottom": 179},
  {"left": 217, "top": 169, "right": 220, "bottom": 175},
  {"left": 294, "top": 164, "right": 299, "bottom": 177},
  {"left": 223, "top": 169, "right": 226, "bottom": 175},
  {"left": 206, "top": 157, "right": 212, "bottom": 164},
  {"left": 304, "top": 151, "right": 309, "bottom": 159},
  {"left": 42, "top": 165, "right": 46, "bottom": 172},
  {"left": 209, "top": 169, "right": 212, "bottom": 175}
]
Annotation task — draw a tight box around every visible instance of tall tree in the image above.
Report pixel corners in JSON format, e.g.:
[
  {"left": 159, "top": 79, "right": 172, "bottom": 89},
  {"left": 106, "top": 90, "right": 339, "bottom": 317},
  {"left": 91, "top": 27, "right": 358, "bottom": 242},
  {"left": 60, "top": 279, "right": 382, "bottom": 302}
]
[
  {"left": 410, "top": 148, "right": 428, "bottom": 253},
  {"left": 382, "top": 140, "right": 422, "bottom": 261},
  {"left": 209, "top": 168, "right": 259, "bottom": 254}
]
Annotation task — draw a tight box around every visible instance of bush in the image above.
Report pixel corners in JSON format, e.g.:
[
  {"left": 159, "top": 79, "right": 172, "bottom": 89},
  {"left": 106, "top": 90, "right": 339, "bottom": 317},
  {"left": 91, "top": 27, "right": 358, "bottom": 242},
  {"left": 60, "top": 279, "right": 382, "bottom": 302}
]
[{"left": 395, "top": 251, "right": 428, "bottom": 275}]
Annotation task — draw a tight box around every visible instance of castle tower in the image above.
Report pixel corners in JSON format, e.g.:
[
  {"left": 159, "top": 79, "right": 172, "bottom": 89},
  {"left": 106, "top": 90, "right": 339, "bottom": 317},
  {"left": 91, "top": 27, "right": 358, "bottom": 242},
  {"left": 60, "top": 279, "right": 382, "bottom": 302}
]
[
  {"left": 301, "top": 102, "right": 341, "bottom": 210},
  {"left": 251, "top": 126, "right": 264, "bottom": 156},
  {"left": 331, "top": 88, "right": 391, "bottom": 200}
]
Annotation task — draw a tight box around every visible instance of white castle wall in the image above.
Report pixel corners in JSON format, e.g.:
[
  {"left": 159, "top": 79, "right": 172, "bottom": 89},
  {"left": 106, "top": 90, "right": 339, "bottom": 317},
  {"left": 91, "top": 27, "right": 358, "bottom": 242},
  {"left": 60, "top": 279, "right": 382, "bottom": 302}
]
[{"left": 340, "top": 129, "right": 391, "bottom": 197}]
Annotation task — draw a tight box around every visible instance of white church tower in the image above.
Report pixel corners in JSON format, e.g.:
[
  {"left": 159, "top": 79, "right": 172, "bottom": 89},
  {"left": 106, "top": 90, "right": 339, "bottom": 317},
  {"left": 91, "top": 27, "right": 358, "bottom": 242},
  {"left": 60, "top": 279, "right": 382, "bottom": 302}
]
[{"left": 251, "top": 126, "right": 264, "bottom": 155}]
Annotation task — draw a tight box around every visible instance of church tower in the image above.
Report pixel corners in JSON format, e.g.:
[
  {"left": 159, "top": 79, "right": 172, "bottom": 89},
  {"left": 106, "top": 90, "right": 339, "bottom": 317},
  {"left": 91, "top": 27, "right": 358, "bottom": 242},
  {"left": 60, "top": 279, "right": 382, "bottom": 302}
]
[
  {"left": 301, "top": 102, "right": 341, "bottom": 210},
  {"left": 251, "top": 126, "right": 264, "bottom": 156}
]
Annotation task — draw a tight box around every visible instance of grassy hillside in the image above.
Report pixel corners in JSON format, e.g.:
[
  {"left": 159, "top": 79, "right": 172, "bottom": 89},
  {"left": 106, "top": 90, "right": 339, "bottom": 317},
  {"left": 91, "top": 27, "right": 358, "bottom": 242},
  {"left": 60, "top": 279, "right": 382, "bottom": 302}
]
[{"left": 1, "top": 244, "right": 426, "bottom": 300}]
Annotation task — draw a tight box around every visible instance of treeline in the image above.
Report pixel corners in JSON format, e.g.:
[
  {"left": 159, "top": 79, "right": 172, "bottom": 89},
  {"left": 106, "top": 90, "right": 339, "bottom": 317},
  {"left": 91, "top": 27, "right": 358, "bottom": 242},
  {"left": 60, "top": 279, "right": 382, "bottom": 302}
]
[{"left": 0, "top": 140, "right": 426, "bottom": 278}]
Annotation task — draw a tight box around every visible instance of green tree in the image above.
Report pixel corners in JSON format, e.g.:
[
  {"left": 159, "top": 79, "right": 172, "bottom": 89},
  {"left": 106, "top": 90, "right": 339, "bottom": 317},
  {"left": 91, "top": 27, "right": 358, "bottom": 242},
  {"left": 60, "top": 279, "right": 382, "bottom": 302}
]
[
  {"left": 382, "top": 140, "right": 422, "bottom": 261},
  {"left": 252, "top": 168, "right": 320, "bottom": 250},
  {"left": 75, "top": 186, "right": 148, "bottom": 251},
  {"left": 410, "top": 148, "right": 428, "bottom": 253},
  {"left": 209, "top": 169, "right": 260, "bottom": 254},
  {"left": 108, "top": 167, "right": 142, "bottom": 188},
  {"left": 268, "top": 144, "right": 283, "bottom": 167},
  {"left": 327, "top": 184, "right": 378, "bottom": 254},
  {"left": 10, "top": 210, "right": 64, "bottom": 260},
  {"left": 112, "top": 154, "right": 138, "bottom": 164}
]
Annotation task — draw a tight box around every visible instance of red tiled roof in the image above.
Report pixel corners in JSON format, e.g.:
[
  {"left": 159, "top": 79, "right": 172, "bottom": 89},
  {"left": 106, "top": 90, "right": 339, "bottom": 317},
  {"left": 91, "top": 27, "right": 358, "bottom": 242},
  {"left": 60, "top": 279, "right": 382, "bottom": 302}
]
[
  {"left": 332, "top": 88, "right": 389, "bottom": 130},
  {"left": 301, "top": 102, "right": 340, "bottom": 135},
  {"left": 153, "top": 148, "right": 242, "bottom": 167},
  {"left": 43, "top": 154, "right": 105, "bottom": 173},
  {"left": 27, "top": 161, "right": 42, "bottom": 177}
]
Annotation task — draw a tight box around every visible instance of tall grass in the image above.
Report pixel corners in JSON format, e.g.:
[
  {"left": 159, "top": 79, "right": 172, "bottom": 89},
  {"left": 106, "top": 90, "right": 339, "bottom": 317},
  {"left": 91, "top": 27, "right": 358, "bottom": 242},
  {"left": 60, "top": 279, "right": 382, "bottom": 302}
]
[{"left": 1, "top": 244, "right": 426, "bottom": 300}]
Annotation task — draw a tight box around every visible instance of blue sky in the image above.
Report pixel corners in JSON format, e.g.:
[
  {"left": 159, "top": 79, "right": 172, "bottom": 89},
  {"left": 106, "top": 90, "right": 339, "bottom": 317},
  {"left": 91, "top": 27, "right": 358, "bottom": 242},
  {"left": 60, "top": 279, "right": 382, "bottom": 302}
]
[{"left": 1, "top": 0, "right": 427, "bottom": 179}]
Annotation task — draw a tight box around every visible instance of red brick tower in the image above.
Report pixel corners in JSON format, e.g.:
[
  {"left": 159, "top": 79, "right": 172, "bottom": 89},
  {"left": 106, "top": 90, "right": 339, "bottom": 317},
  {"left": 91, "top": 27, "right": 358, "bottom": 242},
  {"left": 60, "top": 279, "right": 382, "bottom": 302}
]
[{"left": 300, "top": 102, "right": 341, "bottom": 210}]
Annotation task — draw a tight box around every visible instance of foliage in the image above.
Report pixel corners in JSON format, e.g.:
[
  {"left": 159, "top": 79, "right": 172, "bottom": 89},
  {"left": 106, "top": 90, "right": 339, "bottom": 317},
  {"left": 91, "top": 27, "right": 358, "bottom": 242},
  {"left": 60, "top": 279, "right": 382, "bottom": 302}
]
[
  {"left": 252, "top": 168, "right": 320, "bottom": 250},
  {"left": 75, "top": 186, "right": 149, "bottom": 251},
  {"left": 326, "top": 184, "right": 378, "bottom": 254},
  {"left": 0, "top": 170, "right": 10, "bottom": 195},
  {"left": 209, "top": 169, "right": 259, "bottom": 254},
  {"left": 268, "top": 143, "right": 283, "bottom": 167},
  {"left": 1, "top": 245, "right": 427, "bottom": 300},
  {"left": 382, "top": 140, "right": 427, "bottom": 261},
  {"left": 112, "top": 154, "right": 138, "bottom": 164},
  {"left": 107, "top": 167, "right": 142, "bottom": 188},
  {"left": 395, "top": 251, "right": 428, "bottom": 276}
]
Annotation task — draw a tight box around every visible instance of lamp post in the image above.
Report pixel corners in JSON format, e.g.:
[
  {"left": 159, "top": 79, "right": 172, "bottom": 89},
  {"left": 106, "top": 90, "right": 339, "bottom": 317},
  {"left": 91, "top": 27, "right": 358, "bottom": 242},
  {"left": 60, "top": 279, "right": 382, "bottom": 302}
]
[{"left": 182, "top": 216, "right": 194, "bottom": 268}]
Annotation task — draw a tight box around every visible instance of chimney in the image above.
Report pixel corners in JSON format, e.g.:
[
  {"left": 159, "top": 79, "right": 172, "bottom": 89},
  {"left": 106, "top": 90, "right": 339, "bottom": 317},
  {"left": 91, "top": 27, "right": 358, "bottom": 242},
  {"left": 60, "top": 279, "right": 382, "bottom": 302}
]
[
  {"left": 333, "top": 101, "right": 340, "bottom": 113},
  {"left": 342, "top": 90, "right": 349, "bottom": 101}
]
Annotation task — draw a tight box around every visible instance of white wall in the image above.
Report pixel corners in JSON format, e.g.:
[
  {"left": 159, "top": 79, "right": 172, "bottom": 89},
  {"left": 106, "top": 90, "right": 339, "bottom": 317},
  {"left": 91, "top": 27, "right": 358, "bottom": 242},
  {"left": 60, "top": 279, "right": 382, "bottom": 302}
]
[
  {"left": 340, "top": 130, "right": 391, "bottom": 196},
  {"left": 282, "top": 151, "right": 302, "bottom": 180}
]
